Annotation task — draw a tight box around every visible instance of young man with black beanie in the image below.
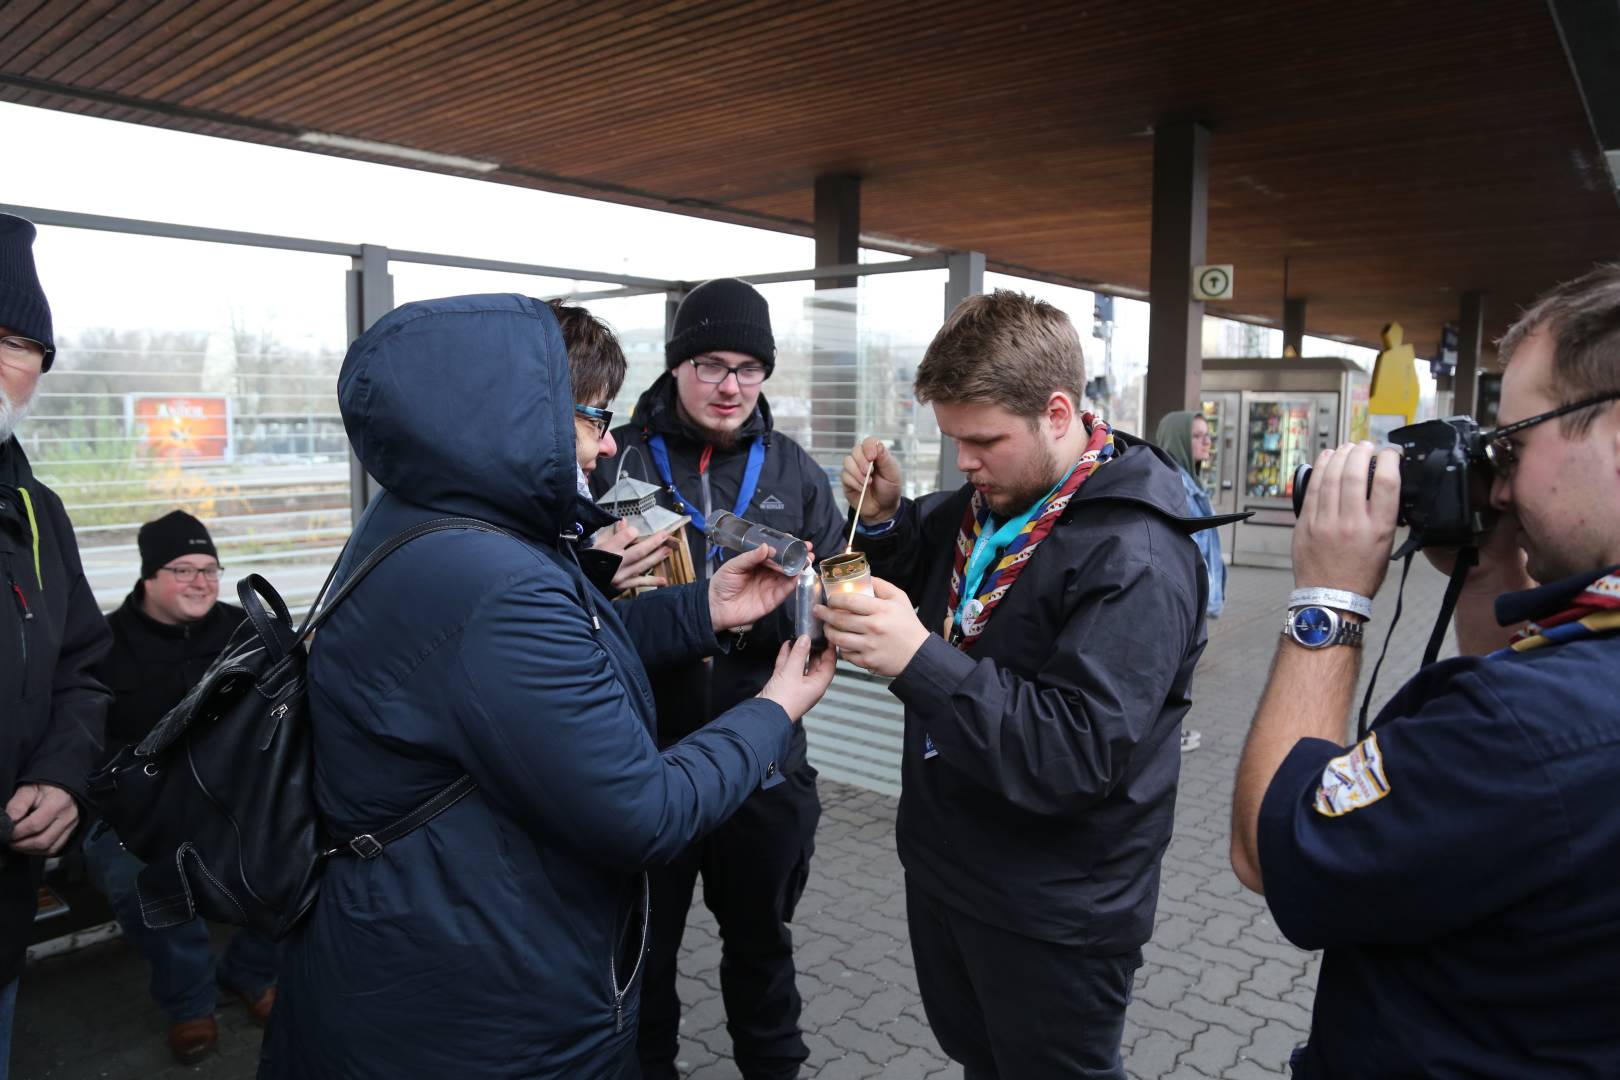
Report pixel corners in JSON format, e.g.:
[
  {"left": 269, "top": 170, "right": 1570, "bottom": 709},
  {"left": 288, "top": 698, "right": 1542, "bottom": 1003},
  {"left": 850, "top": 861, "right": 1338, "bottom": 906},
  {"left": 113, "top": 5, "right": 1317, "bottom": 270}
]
[
  {"left": 81, "top": 509, "right": 275, "bottom": 1064},
  {"left": 592, "top": 278, "right": 844, "bottom": 1080},
  {"left": 0, "top": 213, "right": 112, "bottom": 1080}
]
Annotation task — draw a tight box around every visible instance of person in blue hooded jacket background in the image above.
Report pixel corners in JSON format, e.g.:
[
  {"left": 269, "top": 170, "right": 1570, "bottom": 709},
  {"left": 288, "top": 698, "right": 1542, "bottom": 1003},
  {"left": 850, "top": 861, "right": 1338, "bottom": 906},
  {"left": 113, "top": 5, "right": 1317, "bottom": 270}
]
[
  {"left": 258, "top": 294, "right": 835, "bottom": 1080},
  {"left": 1155, "top": 410, "right": 1224, "bottom": 754}
]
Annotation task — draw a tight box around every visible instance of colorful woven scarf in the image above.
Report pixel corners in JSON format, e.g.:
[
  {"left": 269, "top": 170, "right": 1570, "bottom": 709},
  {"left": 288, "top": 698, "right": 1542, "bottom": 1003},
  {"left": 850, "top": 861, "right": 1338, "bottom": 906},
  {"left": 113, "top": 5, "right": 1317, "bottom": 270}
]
[
  {"left": 943, "top": 415, "right": 1115, "bottom": 649},
  {"left": 1498, "top": 572, "right": 1620, "bottom": 654}
]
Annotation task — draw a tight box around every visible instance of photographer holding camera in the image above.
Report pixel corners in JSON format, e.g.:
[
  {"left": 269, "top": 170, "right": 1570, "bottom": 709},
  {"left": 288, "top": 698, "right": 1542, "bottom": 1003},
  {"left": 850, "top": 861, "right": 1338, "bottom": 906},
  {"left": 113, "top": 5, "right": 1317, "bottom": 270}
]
[{"left": 1230, "top": 265, "right": 1620, "bottom": 1078}]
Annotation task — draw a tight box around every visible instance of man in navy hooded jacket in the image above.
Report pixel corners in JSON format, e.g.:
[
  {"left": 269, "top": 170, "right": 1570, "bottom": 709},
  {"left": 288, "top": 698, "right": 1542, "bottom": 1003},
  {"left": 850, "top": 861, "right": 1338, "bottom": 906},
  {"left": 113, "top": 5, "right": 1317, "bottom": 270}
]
[{"left": 258, "top": 294, "right": 835, "bottom": 1080}]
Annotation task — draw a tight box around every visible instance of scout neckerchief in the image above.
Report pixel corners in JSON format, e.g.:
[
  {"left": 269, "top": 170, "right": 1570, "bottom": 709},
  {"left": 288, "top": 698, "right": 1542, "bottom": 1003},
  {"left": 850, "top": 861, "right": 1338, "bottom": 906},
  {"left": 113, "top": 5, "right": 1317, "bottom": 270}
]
[
  {"left": 943, "top": 415, "right": 1115, "bottom": 650},
  {"left": 1488, "top": 572, "right": 1620, "bottom": 657},
  {"left": 645, "top": 431, "right": 766, "bottom": 570}
]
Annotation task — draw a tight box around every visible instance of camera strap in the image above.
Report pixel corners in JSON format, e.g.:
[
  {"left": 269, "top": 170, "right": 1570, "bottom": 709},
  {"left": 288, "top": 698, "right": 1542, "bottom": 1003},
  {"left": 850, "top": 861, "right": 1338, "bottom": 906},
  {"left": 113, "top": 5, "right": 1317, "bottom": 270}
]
[{"left": 1356, "top": 543, "right": 1478, "bottom": 740}]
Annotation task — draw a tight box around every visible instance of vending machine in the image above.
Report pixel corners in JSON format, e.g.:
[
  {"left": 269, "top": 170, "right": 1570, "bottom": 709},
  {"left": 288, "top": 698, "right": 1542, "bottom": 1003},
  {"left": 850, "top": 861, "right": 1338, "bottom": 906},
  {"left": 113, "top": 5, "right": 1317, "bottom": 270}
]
[{"left": 1197, "top": 357, "right": 1372, "bottom": 568}]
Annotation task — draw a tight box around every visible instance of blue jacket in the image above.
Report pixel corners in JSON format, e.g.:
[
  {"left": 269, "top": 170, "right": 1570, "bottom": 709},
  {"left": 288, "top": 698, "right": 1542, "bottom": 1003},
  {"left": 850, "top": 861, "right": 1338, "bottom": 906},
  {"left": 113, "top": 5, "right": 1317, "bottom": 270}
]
[
  {"left": 259, "top": 295, "right": 793, "bottom": 1079},
  {"left": 1261, "top": 566, "right": 1620, "bottom": 1077},
  {"left": 1177, "top": 467, "right": 1225, "bottom": 617}
]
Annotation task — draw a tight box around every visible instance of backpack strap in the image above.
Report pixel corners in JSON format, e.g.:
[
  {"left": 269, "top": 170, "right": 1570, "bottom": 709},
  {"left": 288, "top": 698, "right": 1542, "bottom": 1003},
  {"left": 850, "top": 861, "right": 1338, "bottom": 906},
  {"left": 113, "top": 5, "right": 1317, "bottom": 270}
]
[
  {"left": 298, "top": 516, "right": 518, "bottom": 641},
  {"left": 328, "top": 774, "right": 479, "bottom": 860},
  {"left": 304, "top": 516, "right": 519, "bottom": 861}
]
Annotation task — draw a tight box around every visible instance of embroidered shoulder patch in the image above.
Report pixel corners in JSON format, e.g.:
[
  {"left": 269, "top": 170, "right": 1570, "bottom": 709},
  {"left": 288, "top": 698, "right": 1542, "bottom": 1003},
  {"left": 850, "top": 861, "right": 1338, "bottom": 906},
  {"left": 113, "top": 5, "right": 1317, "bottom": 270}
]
[{"left": 1312, "top": 732, "right": 1391, "bottom": 817}]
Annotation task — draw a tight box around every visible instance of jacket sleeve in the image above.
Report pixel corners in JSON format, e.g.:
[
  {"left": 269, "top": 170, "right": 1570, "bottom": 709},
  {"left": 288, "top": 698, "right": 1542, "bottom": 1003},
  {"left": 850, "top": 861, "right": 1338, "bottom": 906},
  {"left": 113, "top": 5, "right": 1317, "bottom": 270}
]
[
  {"left": 453, "top": 577, "right": 793, "bottom": 872},
  {"left": 856, "top": 489, "right": 961, "bottom": 598},
  {"left": 886, "top": 527, "right": 1199, "bottom": 816},
  {"left": 18, "top": 507, "right": 112, "bottom": 806},
  {"left": 613, "top": 580, "right": 721, "bottom": 669}
]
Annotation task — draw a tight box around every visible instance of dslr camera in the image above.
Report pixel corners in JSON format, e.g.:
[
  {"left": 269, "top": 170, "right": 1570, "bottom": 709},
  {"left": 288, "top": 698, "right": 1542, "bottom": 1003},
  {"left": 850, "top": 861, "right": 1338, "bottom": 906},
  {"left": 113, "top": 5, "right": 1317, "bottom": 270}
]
[{"left": 1292, "top": 417, "right": 1494, "bottom": 549}]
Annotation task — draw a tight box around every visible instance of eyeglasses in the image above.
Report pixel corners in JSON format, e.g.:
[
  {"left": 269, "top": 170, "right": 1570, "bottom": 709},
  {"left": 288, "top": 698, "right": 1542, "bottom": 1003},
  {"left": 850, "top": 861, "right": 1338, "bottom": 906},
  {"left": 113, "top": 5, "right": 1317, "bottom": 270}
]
[
  {"left": 158, "top": 564, "right": 224, "bottom": 583},
  {"left": 689, "top": 357, "right": 767, "bottom": 386},
  {"left": 573, "top": 403, "right": 613, "bottom": 438},
  {"left": 0, "top": 335, "right": 47, "bottom": 370},
  {"left": 1484, "top": 390, "right": 1620, "bottom": 479}
]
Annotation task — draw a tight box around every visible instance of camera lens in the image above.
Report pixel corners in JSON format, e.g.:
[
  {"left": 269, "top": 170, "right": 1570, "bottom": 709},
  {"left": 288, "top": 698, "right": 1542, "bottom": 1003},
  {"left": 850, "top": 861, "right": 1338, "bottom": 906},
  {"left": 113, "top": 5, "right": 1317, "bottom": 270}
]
[{"left": 1290, "top": 460, "right": 1379, "bottom": 518}]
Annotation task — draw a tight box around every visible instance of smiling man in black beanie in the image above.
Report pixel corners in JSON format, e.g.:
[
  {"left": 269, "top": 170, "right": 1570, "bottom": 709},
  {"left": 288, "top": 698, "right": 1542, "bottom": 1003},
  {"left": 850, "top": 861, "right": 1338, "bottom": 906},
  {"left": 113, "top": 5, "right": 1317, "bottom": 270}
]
[
  {"left": 83, "top": 509, "right": 274, "bottom": 1065},
  {"left": 592, "top": 278, "right": 844, "bottom": 1080},
  {"left": 0, "top": 213, "right": 112, "bottom": 1079}
]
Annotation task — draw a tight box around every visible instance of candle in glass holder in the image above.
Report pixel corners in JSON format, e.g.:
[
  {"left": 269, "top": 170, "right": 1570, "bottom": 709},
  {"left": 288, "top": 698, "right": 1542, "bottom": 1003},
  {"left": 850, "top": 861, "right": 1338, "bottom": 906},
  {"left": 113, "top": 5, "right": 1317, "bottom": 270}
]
[{"left": 819, "top": 551, "right": 875, "bottom": 598}]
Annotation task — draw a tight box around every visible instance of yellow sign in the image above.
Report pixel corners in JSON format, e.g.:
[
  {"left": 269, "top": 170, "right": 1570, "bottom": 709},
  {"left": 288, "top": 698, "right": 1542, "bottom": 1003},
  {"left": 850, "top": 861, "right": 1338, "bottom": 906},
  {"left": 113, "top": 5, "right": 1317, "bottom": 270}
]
[{"left": 1368, "top": 322, "right": 1420, "bottom": 435}]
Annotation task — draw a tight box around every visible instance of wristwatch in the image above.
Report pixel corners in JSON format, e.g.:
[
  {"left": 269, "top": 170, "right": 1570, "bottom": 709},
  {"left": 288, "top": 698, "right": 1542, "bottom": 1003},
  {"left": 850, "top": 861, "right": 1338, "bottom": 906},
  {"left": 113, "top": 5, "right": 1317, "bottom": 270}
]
[{"left": 1283, "top": 605, "right": 1364, "bottom": 649}]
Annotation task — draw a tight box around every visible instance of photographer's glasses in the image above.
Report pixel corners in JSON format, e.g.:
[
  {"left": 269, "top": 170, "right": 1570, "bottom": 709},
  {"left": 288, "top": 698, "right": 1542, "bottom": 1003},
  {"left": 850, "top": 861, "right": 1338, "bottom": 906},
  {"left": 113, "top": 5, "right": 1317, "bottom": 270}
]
[
  {"left": 1484, "top": 390, "right": 1620, "bottom": 478},
  {"left": 573, "top": 403, "right": 613, "bottom": 438}
]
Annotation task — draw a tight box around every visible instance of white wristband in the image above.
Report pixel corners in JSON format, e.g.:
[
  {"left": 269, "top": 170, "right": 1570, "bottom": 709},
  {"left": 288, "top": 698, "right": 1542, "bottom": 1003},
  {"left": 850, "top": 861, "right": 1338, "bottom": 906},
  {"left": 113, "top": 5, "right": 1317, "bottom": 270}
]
[{"left": 1289, "top": 587, "right": 1372, "bottom": 620}]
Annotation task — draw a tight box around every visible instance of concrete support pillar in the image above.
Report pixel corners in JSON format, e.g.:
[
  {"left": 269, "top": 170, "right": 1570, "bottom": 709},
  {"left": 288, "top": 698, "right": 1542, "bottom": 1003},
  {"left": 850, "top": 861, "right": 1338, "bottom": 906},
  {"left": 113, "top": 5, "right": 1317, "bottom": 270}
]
[
  {"left": 811, "top": 174, "right": 861, "bottom": 462},
  {"left": 1455, "top": 290, "right": 1486, "bottom": 418},
  {"left": 1145, "top": 120, "right": 1210, "bottom": 435},
  {"left": 937, "top": 251, "right": 986, "bottom": 490},
  {"left": 1283, "top": 297, "right": 1307, "bottom": 357},
  {"left": 345, "top": 243, "right": 394, "bottom": 521}
]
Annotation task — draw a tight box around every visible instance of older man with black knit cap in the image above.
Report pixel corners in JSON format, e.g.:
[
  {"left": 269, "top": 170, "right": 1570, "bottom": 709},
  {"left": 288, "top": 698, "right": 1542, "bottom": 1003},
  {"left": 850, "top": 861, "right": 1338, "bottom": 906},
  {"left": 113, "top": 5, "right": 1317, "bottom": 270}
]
[
  {"left": 0, "top": 214, "right": 112, "bottom": 1079},
  {"left": 592, "top": 278, "right": 844, "bottom": 1080}
]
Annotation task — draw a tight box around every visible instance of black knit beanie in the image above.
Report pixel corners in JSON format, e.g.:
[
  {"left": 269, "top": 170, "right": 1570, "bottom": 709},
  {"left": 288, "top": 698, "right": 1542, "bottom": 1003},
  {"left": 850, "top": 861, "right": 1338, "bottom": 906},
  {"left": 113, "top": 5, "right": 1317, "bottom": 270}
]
[
  {"left": 665, "top": 278, "right": 776, "bottom": 374},
  {"left": 0, "top": 215, "right": 55, "bottom": 373},
  {"left": 139, "top": 511, "right": 218, "bottom": 578}
]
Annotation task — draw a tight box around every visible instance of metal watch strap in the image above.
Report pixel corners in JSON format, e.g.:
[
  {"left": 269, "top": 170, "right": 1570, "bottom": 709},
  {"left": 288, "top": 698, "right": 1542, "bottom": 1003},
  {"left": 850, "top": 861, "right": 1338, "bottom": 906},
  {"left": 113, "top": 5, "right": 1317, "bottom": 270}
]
[
  {"left": 1288, "top": 586, "right": 1373, "bottom": 620},
  {"left": 1281, "top": 610, "right": 1365, "bottom": 648}
]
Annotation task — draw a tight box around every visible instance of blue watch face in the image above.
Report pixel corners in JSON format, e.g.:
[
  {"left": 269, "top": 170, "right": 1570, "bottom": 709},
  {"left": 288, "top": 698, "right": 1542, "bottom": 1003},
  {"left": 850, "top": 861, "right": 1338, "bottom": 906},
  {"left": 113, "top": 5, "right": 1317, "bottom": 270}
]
[{"left": 1291, "top": 606, "right": 1336, "bottom": 647}]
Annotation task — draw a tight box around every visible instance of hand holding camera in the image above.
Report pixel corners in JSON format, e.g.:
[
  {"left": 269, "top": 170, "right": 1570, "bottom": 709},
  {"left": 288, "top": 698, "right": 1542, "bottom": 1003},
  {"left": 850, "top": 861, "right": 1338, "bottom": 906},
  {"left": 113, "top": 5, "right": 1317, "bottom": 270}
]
[{"left": 1291, "top": 441, "right": 1403, "bottom": 598}]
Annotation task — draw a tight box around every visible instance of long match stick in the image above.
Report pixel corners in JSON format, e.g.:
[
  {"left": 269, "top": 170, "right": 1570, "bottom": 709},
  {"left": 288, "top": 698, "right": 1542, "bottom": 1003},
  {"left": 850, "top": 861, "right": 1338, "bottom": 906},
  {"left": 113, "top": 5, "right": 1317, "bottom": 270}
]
[{"left": 847, "top": 459, "right": 875, "bottom": 553}]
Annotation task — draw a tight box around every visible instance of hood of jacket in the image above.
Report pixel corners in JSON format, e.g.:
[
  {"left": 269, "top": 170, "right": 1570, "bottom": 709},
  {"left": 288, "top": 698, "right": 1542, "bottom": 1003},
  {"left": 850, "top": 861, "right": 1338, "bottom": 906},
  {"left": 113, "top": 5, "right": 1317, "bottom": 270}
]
[
  {"left": 1066, "top": 430, "right": 1205, "bottom": 527},
  {"left": 628, "top": 370, "right": 775, "bottom": 446},
  {"left": 339, "top": 294, "right": 577, "bottom": 544}
]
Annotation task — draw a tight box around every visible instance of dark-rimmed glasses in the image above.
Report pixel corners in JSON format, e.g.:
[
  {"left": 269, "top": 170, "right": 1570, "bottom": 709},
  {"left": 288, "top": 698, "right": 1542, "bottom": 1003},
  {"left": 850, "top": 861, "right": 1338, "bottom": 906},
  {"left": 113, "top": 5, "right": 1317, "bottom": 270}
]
[
  {"left": 0, "top": 335, "right": 47, "bottom": 370},
  {"left": 1484, "top": 390, "right": 1620, "bottom": 478},
  {"left": 574, "top": 403, "right": 613, "bottom": 437},
  {"left": 158, "top": 564, "right": 224, "bottom": 584},
  {"left": 689, "top": 357, "right": 767, "bottom": 386}
]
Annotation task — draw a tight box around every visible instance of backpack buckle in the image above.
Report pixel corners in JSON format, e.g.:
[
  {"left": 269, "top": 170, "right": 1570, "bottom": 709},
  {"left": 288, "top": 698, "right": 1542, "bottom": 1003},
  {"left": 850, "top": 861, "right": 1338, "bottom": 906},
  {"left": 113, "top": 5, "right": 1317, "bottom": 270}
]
[{"left": 349, "top": 834, "right": 383, "bottom": 859}]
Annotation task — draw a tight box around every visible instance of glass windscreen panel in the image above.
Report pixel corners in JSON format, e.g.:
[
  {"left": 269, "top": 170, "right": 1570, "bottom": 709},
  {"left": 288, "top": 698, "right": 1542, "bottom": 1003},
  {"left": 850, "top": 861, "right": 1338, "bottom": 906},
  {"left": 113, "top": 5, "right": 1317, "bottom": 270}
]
[{"left": 1245, "top": 399, "right": 1314, "bottom": 501}]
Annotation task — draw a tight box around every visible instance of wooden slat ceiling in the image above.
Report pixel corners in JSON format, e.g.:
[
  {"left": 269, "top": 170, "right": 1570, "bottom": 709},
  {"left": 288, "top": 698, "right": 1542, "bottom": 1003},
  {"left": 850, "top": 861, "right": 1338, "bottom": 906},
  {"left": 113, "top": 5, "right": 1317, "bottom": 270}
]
[{"left": 3, "top": 0, "right": 1615, "bottom": 357}]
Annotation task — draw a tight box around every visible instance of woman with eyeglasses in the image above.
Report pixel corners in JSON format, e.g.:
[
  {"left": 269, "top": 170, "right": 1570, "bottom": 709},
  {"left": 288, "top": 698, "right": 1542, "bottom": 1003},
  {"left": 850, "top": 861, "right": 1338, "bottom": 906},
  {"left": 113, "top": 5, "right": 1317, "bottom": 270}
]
[{"left": 259, "top": 295, "right": 836, "bottom": 1080}]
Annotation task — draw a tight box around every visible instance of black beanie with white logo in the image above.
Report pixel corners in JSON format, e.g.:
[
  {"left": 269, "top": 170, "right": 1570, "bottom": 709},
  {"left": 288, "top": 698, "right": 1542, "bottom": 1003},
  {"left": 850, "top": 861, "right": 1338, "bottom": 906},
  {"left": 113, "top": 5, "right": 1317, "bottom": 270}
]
[{"left": 139, "top": 511, "right": 218, "bottom": 578}]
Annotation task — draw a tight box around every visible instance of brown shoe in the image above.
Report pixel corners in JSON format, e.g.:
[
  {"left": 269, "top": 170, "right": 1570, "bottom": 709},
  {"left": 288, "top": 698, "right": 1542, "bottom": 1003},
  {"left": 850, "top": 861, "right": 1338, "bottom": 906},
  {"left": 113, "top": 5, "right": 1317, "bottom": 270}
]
[
  {"left": 235, "top": 984, "right": 276, "bottom": 1026},
  {"left": 168, "top": 1016, "right": 218, "bottom": 1065}
]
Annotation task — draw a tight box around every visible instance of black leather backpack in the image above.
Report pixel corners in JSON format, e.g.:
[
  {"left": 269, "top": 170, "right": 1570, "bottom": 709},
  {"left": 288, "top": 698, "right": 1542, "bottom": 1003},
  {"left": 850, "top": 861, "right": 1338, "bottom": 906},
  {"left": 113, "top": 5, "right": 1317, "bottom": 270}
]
[{"left": 88, "top": 517, "right": 510, "bottom": 939}]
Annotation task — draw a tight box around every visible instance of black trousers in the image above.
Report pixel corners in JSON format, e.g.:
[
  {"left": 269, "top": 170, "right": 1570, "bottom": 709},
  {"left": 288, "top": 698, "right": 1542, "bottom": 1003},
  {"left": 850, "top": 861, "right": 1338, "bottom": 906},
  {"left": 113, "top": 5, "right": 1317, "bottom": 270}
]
[
  {"left": 637, "top": 764, "right": 820, "bottom": 1080},
  {"left": 906, "top": 875, "right": 1143, "bottom": 1080}
]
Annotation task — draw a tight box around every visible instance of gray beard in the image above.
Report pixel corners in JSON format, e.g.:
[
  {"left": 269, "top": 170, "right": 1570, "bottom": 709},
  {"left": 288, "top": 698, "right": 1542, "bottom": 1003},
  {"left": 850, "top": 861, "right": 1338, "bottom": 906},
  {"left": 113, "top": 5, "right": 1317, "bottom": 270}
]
[{"left": 0, "top": 385, "right": 37, "bottom": 444}]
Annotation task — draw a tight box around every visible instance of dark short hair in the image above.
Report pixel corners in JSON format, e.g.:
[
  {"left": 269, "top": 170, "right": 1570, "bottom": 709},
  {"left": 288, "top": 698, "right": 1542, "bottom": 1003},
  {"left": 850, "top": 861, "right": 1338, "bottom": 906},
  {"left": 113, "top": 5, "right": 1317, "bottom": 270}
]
[
  {"left": 548, "top": 300, "right": 626, "bottom": 406},
  {"left": 914, "top": 290, "right": 1085, "bottom": 418},
  {"left": 1497, "top": 264, "right": 1620, "bottom": 435}
]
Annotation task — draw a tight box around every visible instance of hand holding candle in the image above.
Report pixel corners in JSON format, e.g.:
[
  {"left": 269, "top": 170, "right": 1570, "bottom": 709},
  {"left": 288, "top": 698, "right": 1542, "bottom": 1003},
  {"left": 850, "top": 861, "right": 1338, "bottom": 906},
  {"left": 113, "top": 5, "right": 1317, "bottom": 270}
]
[{"left": 815, "top": 573, "right": 930, "bottom": 678}]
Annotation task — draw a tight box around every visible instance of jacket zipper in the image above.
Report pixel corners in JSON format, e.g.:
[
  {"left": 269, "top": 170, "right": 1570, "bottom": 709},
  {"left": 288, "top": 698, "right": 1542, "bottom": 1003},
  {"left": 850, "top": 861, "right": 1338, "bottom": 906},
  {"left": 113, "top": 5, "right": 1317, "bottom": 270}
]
[
  {"left": 7, "top": 563, "right": 30, "bottom": 699},
  {"left": 610, "top": 873, "right": 652, "bottom": 1033}
]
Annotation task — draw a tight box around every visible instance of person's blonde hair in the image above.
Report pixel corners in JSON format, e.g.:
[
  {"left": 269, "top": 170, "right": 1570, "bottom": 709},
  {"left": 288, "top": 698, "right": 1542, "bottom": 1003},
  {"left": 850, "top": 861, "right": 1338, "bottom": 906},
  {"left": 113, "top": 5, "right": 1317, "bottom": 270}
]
[{"left": 914, "top": 290, "right": 1085, "bottom": 418}]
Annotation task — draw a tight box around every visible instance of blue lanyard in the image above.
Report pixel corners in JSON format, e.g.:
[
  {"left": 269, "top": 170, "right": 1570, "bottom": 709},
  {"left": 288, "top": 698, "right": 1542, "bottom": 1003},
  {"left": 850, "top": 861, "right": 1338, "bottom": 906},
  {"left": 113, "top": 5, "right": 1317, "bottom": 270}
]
[
  {"left": 955, "top": 463, "right": 1077, "bottom": 631},
  {"left": 646, "top": 432, "right": 766, "bottom": 541}
]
